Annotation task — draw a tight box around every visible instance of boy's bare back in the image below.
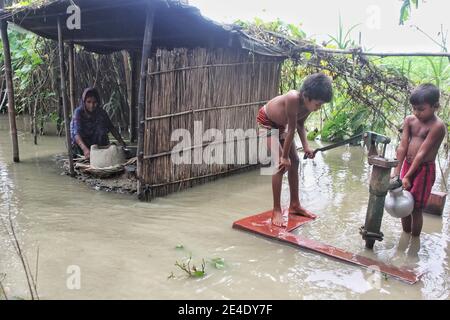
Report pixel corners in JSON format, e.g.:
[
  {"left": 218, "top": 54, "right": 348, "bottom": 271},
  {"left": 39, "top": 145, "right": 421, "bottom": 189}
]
[{"left": 265, "top": 90, "right": 311, "bottom": 128}]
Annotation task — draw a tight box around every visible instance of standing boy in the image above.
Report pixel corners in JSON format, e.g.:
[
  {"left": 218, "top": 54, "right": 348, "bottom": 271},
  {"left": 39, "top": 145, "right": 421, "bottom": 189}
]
[
  {"left": 257, "top": 73, "right": 333, "bottom": 227},
  {"left": 392, "top": 84, "right": 446, "bottom": 236}
]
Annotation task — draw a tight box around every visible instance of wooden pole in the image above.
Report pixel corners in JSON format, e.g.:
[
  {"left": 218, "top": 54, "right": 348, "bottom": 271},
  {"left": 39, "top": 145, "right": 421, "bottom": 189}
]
[
  {"left": 123, "top": 50, "right": 138, "bottom": 142},
  {"left": 57, "top": 17, "right": 75, "bottom": 176},
  {"left": 297, "top": 44, "right": 450, "bottom": 58},
  {"left": 68, "top": 42, "right": 76, "bottom": 115},
  {"left": 136, "top": 5, "right": 155, "bottom": 200},
  {"left": 121, "top": 51, "right": 131, "bottom": 136},
  {"left": 241, "top": 31, "right": 450, "bottom": 58},
  {"left": 309, "top": 48, "right": 450, "bottom": 58},
  {"left": 0, "top": 1, "right": 20, "bottom": 162},
  {"left": 33, "top": 97, "right": 38, "bottom": 145},
  {"left": 130, "top": 51, "right": 138, "bottom": 143}
]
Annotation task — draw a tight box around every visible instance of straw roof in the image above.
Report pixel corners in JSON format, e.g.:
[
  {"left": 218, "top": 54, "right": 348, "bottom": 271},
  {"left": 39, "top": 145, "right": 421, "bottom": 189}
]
[{"left": 0, "top": 0, "right": 289, "bottom": 56}]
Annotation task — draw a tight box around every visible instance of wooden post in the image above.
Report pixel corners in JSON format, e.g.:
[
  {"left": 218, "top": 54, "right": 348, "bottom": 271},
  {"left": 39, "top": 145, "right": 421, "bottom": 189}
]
[
  {"left": 0, "top": 2, "right": 20, "bottom": 162},
  {"left": 57, "top": 17, "right": 75, "bottom": 176},
  {"left": 122, "top": 50, "right": 138, "bottom": 142},
  {"left": 122, "top": 51, "right": 131, "bottom": 135},
  {"left": 137, "top": 5, "right": 155, "bottom": 200},
  {"left": 33, "top": 97, "right": 38, "bottom": 145},
  {"left": 129, "top": 51, "right": 139, "bottom": 143},
  {"left": 68, "top": 42, "right": 76, "bottom": 115},
  {"left": 49, "top": 41, "right": 62, "bottom": 135}
]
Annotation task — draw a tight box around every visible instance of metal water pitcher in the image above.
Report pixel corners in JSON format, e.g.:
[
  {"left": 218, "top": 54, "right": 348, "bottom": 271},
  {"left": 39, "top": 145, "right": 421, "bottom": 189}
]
[{"left": 384, "top": 186, "right": 414, "bottom": 218}]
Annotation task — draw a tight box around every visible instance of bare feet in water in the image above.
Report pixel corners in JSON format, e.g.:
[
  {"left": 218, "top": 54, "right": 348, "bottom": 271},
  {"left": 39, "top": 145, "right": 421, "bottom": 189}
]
[
  {"left": 272, "top": 209, "right": 288, "bottom": 227},
  {"left": 289, "top": 206, "right": 317, "bottom": 219}
]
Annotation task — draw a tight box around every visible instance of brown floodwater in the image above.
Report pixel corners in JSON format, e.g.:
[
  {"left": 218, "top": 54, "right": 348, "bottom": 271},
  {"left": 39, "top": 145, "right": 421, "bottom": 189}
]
[{"left": 0, "top": 116, "right": 448, "bottom": 299}]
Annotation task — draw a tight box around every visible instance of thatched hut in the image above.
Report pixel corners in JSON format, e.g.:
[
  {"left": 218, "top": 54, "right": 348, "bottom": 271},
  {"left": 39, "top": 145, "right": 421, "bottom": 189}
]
[{"left": 0, "top": 0, "right": 285, "bottom": 200}]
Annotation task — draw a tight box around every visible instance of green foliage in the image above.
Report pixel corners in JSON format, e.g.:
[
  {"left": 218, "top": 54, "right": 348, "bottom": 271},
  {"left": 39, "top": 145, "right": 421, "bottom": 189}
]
[
  {"left": 6, "top": 31, "right": 43, "bottom": 70},
  {"left": 425, "top": 57, "right": 450, "bottom": 88},
  {"left": 307, "top": 128, "right": 319, "bottom": 141},
  {"left": 0, "top": 28, "right": 53, "bottom": 127},
  {"left": 326, "top": 15, "right": 360, "bottom": 49},
  {"left": 399, "top": 0, "right": 420, "bottom": 25},
  {"left": 8, "top": 0, "right": 48, "bottom": 9},
  {"left": 380, "top": 57, "right": 450, "bottom": 90},
  {"left": 169, "top": 245, "right": 226, "bottom": 279},
  {"left": 235, "top": 18, "right": 306, "bottom": 40},
  {"left": 12, "top": 1, "right": 34, "bottom": 7},
  {"left": 322, "top": 112, "right": 353, "bottom": 142},
  {"left": 173, "top": 256, "right": 206, "bottom": 278},
  {"left": 321, "top": 100, "right": 372, "bottom": 142}
]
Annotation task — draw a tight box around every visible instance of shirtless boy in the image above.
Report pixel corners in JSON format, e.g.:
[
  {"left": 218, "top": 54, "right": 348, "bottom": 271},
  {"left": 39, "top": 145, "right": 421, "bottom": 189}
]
[
  {"left": 257, "top": 73, "right": 333, "bottom": 227},
  {"left": 392, "top": 83, "right": 446, "bottom": 237}
]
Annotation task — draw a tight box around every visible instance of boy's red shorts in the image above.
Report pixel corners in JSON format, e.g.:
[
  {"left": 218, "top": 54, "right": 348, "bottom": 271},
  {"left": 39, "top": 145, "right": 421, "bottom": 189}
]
[
  {"left": 256, "top": 106, "right": 285, "bottom": 132},
  {"left": 400, "top": 161, "right": 436, "bottom": 209}
]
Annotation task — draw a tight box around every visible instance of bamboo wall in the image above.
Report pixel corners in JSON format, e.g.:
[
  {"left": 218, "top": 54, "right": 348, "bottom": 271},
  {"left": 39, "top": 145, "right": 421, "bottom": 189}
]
[{"left": 142, "top": 48, "right": 282, "bottom": 199}]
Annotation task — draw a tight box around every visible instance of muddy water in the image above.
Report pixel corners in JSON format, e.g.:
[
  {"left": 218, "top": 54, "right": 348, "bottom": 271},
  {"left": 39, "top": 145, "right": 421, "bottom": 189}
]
[{"left": 0, "top": 117, "right": 448, "bottom": 300}]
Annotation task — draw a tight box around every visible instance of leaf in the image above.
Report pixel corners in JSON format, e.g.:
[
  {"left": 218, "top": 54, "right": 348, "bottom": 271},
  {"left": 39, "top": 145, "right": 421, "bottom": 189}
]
[
  {"left": 399, "top": 0, "right": 411, "bottom": 25},
  {"left": 211, "top": 258, "right": 225, "bottom": 269},
  {"left": 254, "top": 17, "right": 264, "bottom": 27},
  {"left": 287, "top": 24, "right": 305, "bottom": 40},
  {"left": 192, "top": 271, "right": 205, "bottom": 278},
  {"left": 15, "top": 51, "right": 25, "bottom": 59},
  {"left": 344, "top": 23, "right": 361, "bottom": 42},
  {"left": 175, "top": 244, "right": 184, "bottom": 249},
  {"left": 328, "top": 17, "right": 360, "bottom": 49},
  {"left": 20, "top": 64, "right": 32, "bottom": 74}
]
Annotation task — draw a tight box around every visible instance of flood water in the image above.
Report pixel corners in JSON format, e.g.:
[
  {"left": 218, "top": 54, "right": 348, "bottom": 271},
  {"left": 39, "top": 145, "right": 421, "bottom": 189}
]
[{"left": 0, "top": 117, "right": 449, "bottom": 300}]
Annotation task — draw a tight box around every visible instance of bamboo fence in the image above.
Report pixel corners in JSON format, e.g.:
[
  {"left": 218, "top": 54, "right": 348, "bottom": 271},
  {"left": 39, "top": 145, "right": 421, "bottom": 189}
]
[{"left": 142, "top": 48, "right": 282, "bottom": 199}]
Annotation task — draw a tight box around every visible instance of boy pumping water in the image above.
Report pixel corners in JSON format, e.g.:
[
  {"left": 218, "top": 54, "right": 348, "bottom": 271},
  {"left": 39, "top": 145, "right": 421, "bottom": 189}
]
[{"left": 257, "top": 73, "right": 333, "bottom": 227}]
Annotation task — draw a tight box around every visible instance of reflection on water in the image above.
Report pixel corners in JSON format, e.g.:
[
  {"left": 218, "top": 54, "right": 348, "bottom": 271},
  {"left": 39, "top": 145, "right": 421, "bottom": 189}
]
[{"left": 0, "top": 117, "right": 448, "bottom": 299}]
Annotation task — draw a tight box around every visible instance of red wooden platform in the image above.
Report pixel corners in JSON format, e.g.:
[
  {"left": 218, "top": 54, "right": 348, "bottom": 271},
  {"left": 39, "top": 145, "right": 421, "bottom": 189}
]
[{"left": 233, "top": 210, "right": 420, "bottom": 284}]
